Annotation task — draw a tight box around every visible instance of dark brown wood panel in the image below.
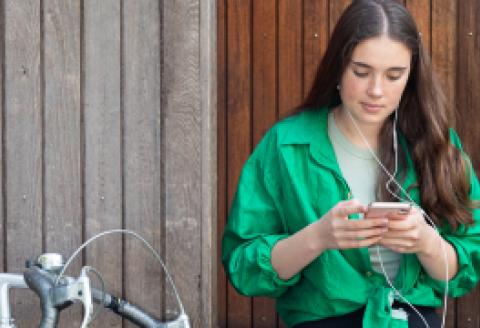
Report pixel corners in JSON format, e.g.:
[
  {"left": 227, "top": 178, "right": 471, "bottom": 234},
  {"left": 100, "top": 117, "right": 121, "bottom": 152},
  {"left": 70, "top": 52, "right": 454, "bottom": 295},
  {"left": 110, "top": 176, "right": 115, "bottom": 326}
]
[
  {"left": 329, "top": 0, "right": 351, "bottom": 35},
  {"left": 431, "top": 0, "right": 457, "bottom": 118},
  {"left": 406, "top": 0, "right": 431, "bottom": 54},
  {"left": 455, "top": 0, "right": 480, "bottom": 173},
  {"left": 304, "top": 0, "right": 329, "bottom": 98},
  {"left": 278, "top": 0, "right": 303, "bottom": 118},
  {"left": 226, "top": 0, "right": 252, "bottom": 327},
  {"left": 218, "top": 1, "right": 480, "bottom": 327},
  {"left": 455, "top": 2, "right": 480, "bottom": 327},
  {"left": 252, "top": 0, "right": 278, "bottom": 326},
  {"left": 431, "top": 2, "right": 459, "bottom": 324}
]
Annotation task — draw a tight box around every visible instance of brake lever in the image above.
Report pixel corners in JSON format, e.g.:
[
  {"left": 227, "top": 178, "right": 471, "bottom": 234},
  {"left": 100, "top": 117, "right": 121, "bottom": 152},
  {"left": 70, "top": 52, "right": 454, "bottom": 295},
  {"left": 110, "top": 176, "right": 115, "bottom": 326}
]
[{"left": 50, "top": 267, "right": 93, "bottom": 328}]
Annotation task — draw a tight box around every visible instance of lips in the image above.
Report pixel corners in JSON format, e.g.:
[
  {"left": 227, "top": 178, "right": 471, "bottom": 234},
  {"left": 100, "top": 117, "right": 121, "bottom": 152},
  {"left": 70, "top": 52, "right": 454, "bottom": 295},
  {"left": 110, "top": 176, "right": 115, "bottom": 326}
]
[{"left": 361, "top": 102, "right": 384, "bottom": 113}]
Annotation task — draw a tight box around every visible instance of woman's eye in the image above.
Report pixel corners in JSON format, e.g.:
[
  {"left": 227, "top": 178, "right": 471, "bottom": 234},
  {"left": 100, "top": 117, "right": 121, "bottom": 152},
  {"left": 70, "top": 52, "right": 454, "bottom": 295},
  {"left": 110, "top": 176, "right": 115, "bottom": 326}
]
[
  {"left": 387, "top": 74, "right": 402, "bottom": 81},
  {"left": 353, "top": 70, "right": 368, "bottom": 77}
]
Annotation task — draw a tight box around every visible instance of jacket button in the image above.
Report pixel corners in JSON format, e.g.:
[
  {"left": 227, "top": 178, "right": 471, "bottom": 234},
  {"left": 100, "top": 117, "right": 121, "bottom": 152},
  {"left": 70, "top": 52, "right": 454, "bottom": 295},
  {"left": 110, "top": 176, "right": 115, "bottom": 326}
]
[
  {"left": 347, "top": 192, "right": 352, "bottom": 199},
  {"left": 366, "top": 271, "right": 373, "bottom": 277}
]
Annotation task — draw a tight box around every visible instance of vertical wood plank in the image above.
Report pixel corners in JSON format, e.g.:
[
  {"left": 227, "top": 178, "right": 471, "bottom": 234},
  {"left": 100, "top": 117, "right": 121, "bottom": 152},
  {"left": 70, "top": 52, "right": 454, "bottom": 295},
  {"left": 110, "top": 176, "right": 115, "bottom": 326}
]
[
  {"left": 226, "top": 0, "right": 252, "bottom": 327},
  {"left": 217, "top": 0, "right": 227, "bottom": 326},
  {"left": 163, "top": 0, "right": 203, "bottom": 326},
  {"left": 252, "top": 0, "right": 277, "bottom": 326},
  {"left": 123, "top": 1, "right": 162, "bottom": 327},
  {"left": 252, "top": 0, "right": 277, "bottom": 143},
  {"left": 278, "top": 0, "right": 303, "bottom": 118},
  {"left": 431, "top": 0, "right": 457, "bottom": 119},
  {"left": 405, "top": 0, "right": 431, "bottom": 54},
  {"left": 329, "top": 0, "right": 351, "bottom": 36},
  {"left": 199, "top": 0, "right": 217, "bottom": 326},
  {"left": 455, "top": 0, "right": 480, "bottom": 173},
  {"left": 84, "top": 0, "right": 123, "bottom": 327},
  {"left": 43, "top": 0, "right": 82, "bottom": 325},
  {"left": 5, "top": 0, "right": 42, "bottom": 326},
  {"left": 431, "top": 4, "right": 458, "bottom": 325},
  {"left": 0, "top": 0, "right": 4, "bottom": 273},
  {"left": 303, "top": 0, "right": 329, "bottom": 98}
]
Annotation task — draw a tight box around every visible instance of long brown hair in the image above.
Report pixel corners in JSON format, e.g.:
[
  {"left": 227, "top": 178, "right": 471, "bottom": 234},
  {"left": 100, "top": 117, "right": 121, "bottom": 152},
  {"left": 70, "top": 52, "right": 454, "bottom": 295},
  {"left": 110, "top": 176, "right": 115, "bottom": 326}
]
[{"left": 299, "top": 0, "right": 476, "bottom": 230}]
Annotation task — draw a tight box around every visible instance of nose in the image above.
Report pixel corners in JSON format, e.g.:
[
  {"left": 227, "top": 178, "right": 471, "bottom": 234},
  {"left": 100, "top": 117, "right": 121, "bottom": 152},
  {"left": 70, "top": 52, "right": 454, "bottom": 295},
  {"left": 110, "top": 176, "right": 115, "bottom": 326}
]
[{"left": 367, "top": 76, "right": 383, "bottom": 98}]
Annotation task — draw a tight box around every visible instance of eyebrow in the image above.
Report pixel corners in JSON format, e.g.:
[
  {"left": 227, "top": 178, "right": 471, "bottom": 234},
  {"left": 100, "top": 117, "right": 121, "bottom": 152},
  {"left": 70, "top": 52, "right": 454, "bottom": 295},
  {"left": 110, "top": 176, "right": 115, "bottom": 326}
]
[{"left": 352, "top": 61, "right": 408, "bottom": 71}]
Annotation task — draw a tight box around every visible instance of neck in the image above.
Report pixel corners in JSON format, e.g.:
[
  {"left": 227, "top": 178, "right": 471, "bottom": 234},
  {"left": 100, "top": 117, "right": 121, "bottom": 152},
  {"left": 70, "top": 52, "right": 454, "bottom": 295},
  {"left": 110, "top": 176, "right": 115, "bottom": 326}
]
[{"left": 333, "top": 106, "right": 381, "bottom": 150}]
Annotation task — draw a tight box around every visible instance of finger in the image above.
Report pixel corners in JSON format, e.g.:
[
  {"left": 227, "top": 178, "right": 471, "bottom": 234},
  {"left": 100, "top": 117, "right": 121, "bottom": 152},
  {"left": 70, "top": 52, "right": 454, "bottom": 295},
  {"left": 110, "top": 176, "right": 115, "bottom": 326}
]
[
  {"left": 343, "top": 235, "right": 383, "bottom": 249},
  {"left": 337, "top": 226, "right": 389, "bottom": 239},
  {"left": 386, "top": 219, "right": 415, "bottom": 231},
  {"left": 334, "top": 200, "right": 367, "bottom": 218},
  {"left": 379, "top": 237, "right": 415, "bottom": 249},
  {"left": 340, "top": 217, "right": 388, "bottom": 230}
]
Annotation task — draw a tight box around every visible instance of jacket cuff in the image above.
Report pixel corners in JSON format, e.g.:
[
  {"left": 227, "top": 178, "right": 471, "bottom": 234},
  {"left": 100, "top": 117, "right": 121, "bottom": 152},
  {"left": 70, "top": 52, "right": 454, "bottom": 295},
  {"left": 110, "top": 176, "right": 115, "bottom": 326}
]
[
  {"left": 423, "top": 235, "right": 477, "bottom": 297},
  {"left": 258, "top": 235, "right": 301, "bottom": 291}
]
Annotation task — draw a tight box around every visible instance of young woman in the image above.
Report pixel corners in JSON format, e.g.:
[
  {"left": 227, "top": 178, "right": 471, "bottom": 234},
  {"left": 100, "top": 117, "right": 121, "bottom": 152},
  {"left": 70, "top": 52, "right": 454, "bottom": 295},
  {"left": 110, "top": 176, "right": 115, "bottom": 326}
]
[{"left": 222, "top": 1, "right": 480, "bottom": 327}]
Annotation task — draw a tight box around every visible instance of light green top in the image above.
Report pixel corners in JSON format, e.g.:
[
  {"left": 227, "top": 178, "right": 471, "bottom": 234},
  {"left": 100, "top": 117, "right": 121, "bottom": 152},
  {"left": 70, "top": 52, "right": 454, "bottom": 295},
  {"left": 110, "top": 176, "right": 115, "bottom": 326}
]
[
  {"left": 222, "top": 107, "right": 480, "bottom": 328},
  {"left": 327, "top": 111, "right": 402, "bottom": 281}
]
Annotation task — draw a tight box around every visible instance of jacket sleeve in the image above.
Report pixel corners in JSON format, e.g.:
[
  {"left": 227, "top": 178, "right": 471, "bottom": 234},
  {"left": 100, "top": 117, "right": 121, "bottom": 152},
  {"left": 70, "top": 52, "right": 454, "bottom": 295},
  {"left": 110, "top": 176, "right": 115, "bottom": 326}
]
[
  {"left": 222, "top": 129, "right": 300, "bottom": 298},
  {"left": 423, "top": 129, "right": 480, "bottom": 297}
]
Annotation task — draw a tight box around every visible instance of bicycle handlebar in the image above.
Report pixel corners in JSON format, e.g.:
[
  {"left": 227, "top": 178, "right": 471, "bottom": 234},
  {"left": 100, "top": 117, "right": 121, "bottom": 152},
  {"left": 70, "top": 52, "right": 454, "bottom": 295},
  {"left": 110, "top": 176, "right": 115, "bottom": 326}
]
[
  {"left": 23, "top": 267, "right": 60, "bottom": 328},
  {"left": 23, "top": 261, "right": 190, "bottom": 328},
  {"left": 2, "top": 228, "right": 192, "bottom": 328}
]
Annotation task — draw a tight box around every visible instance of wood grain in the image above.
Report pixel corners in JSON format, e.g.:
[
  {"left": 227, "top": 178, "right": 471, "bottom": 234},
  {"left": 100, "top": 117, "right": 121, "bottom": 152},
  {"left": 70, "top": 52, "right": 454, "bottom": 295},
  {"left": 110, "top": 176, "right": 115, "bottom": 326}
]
[
  {"left": 252, "top": 1, "right": 278, "bottom": 326},
  {"left": 217, "top": 0, "right": 227, "bottom": 325},
  {"left": 431, "top": 0, "right": 457, "bottom": 119},
  {"left": 304, "top": 0, "right": 329, "bottom": 98},
  {"left": 123, "top": 1, "right": 162, "bottom": 327},
  {"left": 226, "top": 0, "right": 252, "bottom": 326},
  {"left": 278, "top": 0, "right": 303, "bottom": 118},
  {"left": 329, "top": 0, "right": 351, "bottom": 36},
  {"left": 5, "top": 0, "right": 42, "bottom": 325},
  {"left": 43, "top": 0, "right": 82, "bottom": 325},
  {"left": 199, "top": 0, "right": 217, "bottom": 326},
  {"left": 455, "top": 0, "right": 480, "bottom": 173},
  {"left": 163, "top": 0, "right": 203, "bottom": 325},
  {"left": 84, "top": 0, "right": 123, "bottom": 326},
  {"left": 0, "top": 0, "right": 4, "bottom": 273},
  {"left": 406, "top": 0, "right": 431, "bottom": 54},
  {"left": 455, "top": 2, "right": 480, "bottom": 326},
  {"left": 218, "top": 0, "right": 480, "bottom": 327}
]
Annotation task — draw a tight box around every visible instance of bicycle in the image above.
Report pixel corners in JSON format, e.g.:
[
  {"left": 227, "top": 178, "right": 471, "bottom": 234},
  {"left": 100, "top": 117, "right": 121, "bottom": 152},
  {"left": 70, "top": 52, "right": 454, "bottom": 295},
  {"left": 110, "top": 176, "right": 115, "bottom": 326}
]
[{"left": 0, "top": 230, "right": 190, "bottom": 328}]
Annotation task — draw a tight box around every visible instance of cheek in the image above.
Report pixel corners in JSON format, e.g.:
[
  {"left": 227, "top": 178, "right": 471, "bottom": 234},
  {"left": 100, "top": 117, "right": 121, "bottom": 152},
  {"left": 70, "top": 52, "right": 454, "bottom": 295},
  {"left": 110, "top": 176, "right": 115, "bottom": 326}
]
[
  {"left": 387, "top": 82, "right": 408, "bottom": 103},
  {"left": 340, "top": 77, "right": 366, "bottom": 102}
]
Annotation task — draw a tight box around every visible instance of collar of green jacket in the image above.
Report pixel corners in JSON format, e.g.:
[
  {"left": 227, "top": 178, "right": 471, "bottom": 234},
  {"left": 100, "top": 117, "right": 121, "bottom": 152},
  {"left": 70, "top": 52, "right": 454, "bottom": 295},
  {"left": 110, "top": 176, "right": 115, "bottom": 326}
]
[{"left": 278, "top": 107, "right": 419, "bottom": 200}]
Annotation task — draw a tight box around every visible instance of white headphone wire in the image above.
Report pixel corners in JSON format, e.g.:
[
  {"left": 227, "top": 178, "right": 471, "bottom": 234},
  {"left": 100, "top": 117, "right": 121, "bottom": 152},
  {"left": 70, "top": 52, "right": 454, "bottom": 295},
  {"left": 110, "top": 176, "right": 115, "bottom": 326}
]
[{"left": 343, "top": 106, "right": 449, "bottom": 328}]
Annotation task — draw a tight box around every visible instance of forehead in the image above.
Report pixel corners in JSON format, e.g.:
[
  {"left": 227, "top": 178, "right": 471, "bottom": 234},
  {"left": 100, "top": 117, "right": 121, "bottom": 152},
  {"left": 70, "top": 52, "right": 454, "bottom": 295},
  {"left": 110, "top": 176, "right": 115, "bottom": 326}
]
[{"left": 351, "top": 35, "right": 411, "bottom": 69}]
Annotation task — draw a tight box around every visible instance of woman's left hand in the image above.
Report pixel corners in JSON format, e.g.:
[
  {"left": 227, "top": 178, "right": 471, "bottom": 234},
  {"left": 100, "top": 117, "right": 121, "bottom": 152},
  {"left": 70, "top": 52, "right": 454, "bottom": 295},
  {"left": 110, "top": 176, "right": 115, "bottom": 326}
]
[{"left": 378, "top": 206, "right": 438, "bottom": 255}]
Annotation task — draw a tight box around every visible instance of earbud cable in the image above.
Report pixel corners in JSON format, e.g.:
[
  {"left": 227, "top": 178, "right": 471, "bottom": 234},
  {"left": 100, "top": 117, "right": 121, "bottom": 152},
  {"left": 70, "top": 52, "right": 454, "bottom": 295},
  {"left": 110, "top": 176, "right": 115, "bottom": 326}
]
[{"left": 344, "top": 107, "right": 448, "bottom": 328}]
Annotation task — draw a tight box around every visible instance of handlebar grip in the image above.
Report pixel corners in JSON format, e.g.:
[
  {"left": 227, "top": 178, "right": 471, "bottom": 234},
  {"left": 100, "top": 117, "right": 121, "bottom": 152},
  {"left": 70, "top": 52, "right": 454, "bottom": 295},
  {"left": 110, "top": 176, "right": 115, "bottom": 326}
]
[
  {"left": 91, "top": 289, "right": 162, "bottom": 328},
  {"left": 23, "top": 267, "right": 59, "bottom": 328}
]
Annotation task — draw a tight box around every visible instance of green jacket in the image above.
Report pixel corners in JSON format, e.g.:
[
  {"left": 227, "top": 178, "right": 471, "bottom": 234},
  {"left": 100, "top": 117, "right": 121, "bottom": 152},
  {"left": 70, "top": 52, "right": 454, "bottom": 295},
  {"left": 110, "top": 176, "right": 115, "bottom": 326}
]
[{"left": 222, "top": 107, "right": 480, "bottom": 328}]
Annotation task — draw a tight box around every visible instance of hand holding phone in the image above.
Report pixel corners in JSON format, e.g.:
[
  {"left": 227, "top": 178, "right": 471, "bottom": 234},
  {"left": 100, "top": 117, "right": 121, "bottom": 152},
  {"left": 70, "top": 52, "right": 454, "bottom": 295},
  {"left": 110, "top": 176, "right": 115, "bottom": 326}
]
[{"left": 365, "top": 202, "right": 412, "bottom": 219}]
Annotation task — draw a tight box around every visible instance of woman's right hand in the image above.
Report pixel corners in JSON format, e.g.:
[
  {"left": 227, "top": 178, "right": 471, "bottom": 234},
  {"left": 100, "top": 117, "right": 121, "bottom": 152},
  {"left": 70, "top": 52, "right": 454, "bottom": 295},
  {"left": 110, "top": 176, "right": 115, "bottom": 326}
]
[{"left": 313, "top": 199, "right": 389, "bottom": 250}]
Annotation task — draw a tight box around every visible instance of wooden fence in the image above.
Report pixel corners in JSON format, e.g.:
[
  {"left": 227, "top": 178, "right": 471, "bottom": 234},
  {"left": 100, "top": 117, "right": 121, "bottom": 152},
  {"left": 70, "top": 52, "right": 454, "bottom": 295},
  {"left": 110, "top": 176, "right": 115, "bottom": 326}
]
[
  {"left": 0, "top": 0, "right": 216, "bottom": 327},
  {"left": 217, "top": 0, "right": 480, "bottom": 327}
]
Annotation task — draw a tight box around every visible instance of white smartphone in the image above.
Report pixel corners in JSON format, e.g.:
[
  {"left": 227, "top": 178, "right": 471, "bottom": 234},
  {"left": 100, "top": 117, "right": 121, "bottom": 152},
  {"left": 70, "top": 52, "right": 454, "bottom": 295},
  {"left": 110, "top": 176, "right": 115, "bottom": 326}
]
[{"left": 365, "top": 202, "right": 412, "bottom": 218}]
